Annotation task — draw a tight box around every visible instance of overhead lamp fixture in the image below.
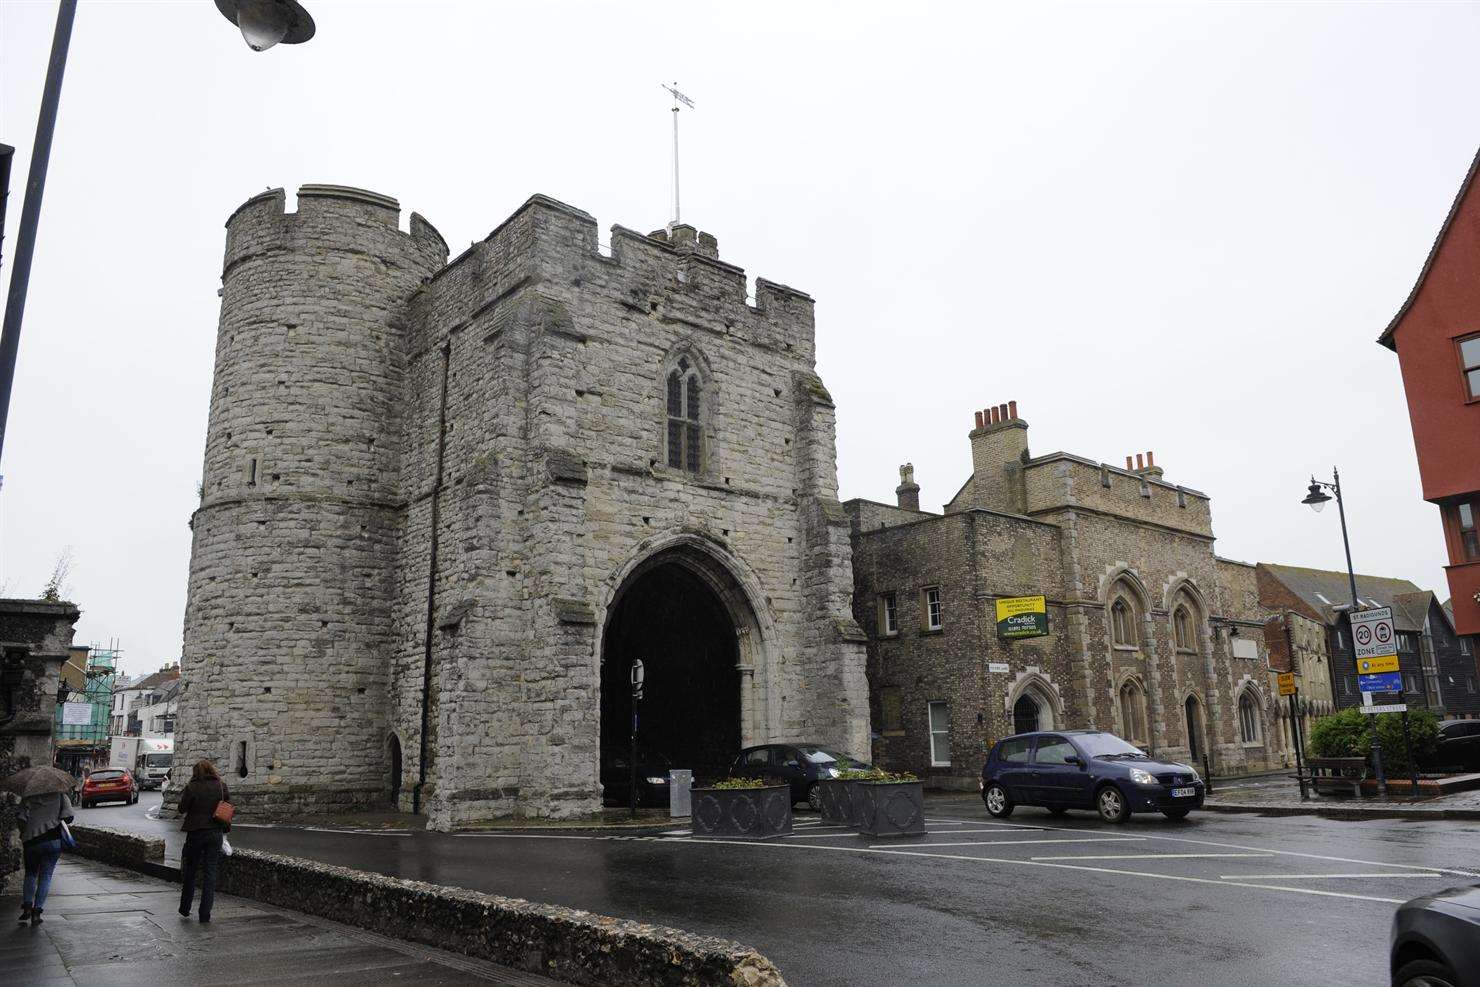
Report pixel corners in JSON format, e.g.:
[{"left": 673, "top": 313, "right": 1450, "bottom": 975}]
[
  {"left": 215, "top": 0, "right": 316, "bottom": 52},
  {"left": 1301, "top": 479, "right": 1331, "bottom": 513}
]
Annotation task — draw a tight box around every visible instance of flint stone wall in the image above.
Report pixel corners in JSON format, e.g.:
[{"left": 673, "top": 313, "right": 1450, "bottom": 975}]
[{"left": 70, "top": 823, "right": 787, "bottom": 987}]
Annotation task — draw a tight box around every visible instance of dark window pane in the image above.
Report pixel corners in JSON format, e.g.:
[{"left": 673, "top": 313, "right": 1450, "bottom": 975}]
[
  {"left": 667, "top": 421, "right": 683, "bottom": 468},
  {"left": 685, "top": 423, "right": 701, "bottom": 472},
  {"left": 1469, "top": 368, "right": 1480, "bottom": 399},
  {"left": 667, "top": 372, "right": 682, "bottom": 417},
  {"left": 687, "top": 376, "right": 701, "bottom": 422},
  {"left": 1000, "top": 737, "right": 1032, "bottom": 763},
  {"left": 1461, "top": 336, "right": 1480, "bottom": 370}
]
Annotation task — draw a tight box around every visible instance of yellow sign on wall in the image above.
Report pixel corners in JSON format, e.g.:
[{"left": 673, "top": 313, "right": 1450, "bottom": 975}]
[
  {"left": 1356, "top": 655, "right": 1399, "bottom": 675},
  {"left": 1277, "top": 672, "right": 1296, "bottom": 696},
  {"left": 995, "top": 595, "right": 1048, "bottom": 639}
]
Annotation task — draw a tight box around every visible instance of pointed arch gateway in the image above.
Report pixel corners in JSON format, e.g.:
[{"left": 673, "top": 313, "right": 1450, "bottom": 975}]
[{"left": 597, "top": 535, "right": 771, "bottom": 803}]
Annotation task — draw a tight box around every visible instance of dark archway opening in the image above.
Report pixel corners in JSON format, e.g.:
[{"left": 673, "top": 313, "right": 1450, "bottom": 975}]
[
  {"left": 1013, "top": 694, "right": 1041, "bottom": 734},
  {"left": 1185, "top": 696, "right": 1203, "bottom": 761},
  {"left": 388, "top": 733, "right": 402, "bottom": 805},
  {"left": 601, "top": 559, "right": 741, "bottom": 802}
]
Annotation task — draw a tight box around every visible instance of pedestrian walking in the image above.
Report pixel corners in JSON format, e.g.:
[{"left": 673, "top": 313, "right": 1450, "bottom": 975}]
[
  {"left": 16, "top": 790, "right": 74, "bottom": 926},
  {"left": 177, "top": 759, "right": 232, "bottom": 923},
  {"left": 3, "top": 765, "right": 80, "bottom": 927}
]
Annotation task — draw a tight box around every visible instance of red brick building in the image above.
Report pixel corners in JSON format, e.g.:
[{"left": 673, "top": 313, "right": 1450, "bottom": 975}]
[{"left": 1380, "top": 147, "right": 1480, "bottom": 635}]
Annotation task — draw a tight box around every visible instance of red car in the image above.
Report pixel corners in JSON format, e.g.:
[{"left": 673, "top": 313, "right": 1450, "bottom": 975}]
[{"left": 80, "top": 768, "right": 139, "bottom": 808}]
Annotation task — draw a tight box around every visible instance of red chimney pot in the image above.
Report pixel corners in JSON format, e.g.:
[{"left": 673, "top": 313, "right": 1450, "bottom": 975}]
[{"left": 975, "top": 410, "right": 984, "bottom": 429}]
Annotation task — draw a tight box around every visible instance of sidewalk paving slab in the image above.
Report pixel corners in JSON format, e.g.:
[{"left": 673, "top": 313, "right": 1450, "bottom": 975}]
[{"left": 1, "top": 855, "right": 558, "bottom": 985}]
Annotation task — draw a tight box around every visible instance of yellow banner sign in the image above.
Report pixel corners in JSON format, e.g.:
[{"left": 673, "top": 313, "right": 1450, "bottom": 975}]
[
  {"left": 1277, "top": 672, "right": 1296, "bottom": 696},
  {"left": 1356, "top": 654, "right": 1399, "bottom": 675},
  {"left": 995, "top": 595, "right": 1048, "bottom": 639}
]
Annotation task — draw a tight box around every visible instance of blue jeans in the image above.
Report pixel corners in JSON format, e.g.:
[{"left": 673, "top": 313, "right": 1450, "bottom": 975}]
[
  {"left": 23, "top": 839, "right": 62, "bottom": 909},
  {"left": 179, "top": 830, "right": 223, "bottom": 919}
]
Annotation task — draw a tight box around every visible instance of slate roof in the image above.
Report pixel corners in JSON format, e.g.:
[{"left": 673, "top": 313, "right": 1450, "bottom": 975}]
[
  {"left": 124, "top": 667, "right": 180, "bottom": 693},
  {"left": 1379, "top": 144, "right": 1480, "bottom": 349},
  {"left": 1259, "top": 564, "right": 1426, "bottom": 628}
]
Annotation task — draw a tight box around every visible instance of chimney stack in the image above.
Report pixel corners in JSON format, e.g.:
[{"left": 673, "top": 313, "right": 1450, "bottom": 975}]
[
  {"left": 896, "top": 463, "right": 921, "bottom": 511},
  {"left": 967, "top": 400, "right": 1029, "bottom": 513}
]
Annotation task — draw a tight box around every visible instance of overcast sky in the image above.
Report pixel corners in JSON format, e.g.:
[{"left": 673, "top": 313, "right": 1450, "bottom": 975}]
[{"left": 2, "top": 1, "right": 1476, "bottom": 678}]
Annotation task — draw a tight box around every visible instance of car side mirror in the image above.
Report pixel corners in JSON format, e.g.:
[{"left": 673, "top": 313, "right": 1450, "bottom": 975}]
[{"left": 1064, "top": 755, "right": 1082, "bottom": 767}]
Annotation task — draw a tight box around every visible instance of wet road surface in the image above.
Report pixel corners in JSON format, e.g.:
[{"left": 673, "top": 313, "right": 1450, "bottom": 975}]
[{"left": 96, "top": 792, "right": 1480, "bottom": 986}]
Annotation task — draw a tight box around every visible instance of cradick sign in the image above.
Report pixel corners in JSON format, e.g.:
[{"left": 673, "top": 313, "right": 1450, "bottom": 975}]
[{"left": 996, "top": 595, "right": 1048, "bottom": 640}]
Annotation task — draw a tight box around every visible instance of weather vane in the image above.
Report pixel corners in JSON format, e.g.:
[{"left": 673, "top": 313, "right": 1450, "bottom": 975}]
[{"left": 661, "top": 82, "right": 695, "bottom": 226}]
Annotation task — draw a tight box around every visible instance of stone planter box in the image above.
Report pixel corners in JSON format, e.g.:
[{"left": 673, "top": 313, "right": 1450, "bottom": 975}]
[
  {"left": 855, "top": 780, "right": 926, "bottom": 837},
  {"left": 816, "top": 778, "right": 857, "bottom": 826},
  {"left": 691, "top": 784, "right": 793, "bottom": 839}
]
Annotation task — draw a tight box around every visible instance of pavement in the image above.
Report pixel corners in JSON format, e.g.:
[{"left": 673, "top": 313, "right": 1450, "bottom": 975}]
[
  {"left": 92, "top": 790, "right": 1480, "bottom": 986},
  {"left": 1206, "top": 771, "right": 1480, "bottom": 818},
  {"left": 0, "top": 852, "right": 555, "bottom": 985}
]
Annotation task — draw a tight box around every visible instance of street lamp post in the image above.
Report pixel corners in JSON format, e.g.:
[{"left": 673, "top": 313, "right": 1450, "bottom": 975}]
[
  {"left": 1301, "top": 468, "right": 1387, "bottom": 798},
  {"left": 0, "top": 0, "right": 314, "bottom": 473},
  {"left": 629, "top": 659, "right": 644, "bottom": 819}
]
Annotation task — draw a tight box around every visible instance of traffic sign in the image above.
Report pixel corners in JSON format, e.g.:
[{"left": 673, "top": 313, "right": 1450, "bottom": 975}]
[
  {"left": 1360, "top": 703, "right": 1408, "bottom": 715},
  {"left": 1277, "top": 672, "right": 1296, "bottom": 696},
  {"left": 1356, "top": 655, "right": 1400, "bottom": 675},
  {"left": 1351, "top": 607, "right": 1397, "bottom": 662},
  {"left": 1358, "top": 671, "right": 1402, "bottom": 693}
]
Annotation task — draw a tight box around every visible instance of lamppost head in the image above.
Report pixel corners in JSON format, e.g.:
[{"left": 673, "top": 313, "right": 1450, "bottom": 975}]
[
  {"left": 1301, "top": 479, "right": 1331, "bottom": 514},
  {"left": 215, "top": 0, "right": 315, "bottom": 52}
]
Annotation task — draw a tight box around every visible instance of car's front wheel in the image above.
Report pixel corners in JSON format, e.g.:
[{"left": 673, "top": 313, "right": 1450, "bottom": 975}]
[
  {"left": 1394, "top": 958, "right": 1459, "bottom": 987},
  {"left": 805, "top": 784, "right": 822, "bottom": 812},
  {"left": 984, "top": 783, "right": 1014, "bottom": 818},
  {"left": 1096, "top": 785, "right": 1130, "bottom": 824}
]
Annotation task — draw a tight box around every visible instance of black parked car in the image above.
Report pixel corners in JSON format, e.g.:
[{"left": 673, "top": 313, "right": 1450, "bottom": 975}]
[
  {"left": 730, "top": 744, "right": 871, "bottom": 809},
  {"left": 1391, "top": 883, "right": 1480, "bottom": 987},
  {"left": 1431, "top": 720, "right": 1480, "bottom": 773},
  {"left": 980, "top": 730, "right": 1204, "bottom": 823},
  {"left": 601, "top": 748, "right": 674, "bottom": 808}
]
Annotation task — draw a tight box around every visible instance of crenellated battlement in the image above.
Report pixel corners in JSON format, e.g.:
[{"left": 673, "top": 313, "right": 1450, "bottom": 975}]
[{"left": 222, "top": 184, "right": 448, "bottom": 278}]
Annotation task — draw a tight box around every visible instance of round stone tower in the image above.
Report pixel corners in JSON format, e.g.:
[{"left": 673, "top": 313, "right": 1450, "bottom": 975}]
[{"left": 176, "top": 185, "right": 447, "bottom": 813}]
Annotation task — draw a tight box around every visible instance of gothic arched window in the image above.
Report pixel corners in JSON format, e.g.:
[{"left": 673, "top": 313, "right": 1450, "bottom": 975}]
[
  {"left": 1111, "top": 598, "right": 1137, "bottom": 647},
  {"left": 1119, "top": 680, "right": 1148, "bottom": 746},
  {"left": 1174, "top": 605, "right": 1194, "bottom": 652},
  {"left": 666, "top": 356, "right": 703, "bottom": 473},
  {"left": 1238, "top": 690, "right": 1262, "bottom": 744}
]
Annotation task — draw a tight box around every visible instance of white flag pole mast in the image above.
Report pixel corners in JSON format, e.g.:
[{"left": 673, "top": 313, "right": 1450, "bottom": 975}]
[{"left": 662, "top": 83, "right": 694, "bottom": 226}]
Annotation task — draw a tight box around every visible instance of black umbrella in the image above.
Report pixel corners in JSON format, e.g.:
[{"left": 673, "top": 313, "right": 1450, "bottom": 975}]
[{"left": 1, "top": 766, "right": 81, "bottom": 798}]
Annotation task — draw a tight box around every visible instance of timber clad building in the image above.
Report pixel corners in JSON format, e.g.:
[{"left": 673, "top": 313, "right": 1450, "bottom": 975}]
[{"left": 844, "top": 405, "right": 1283, "bottom": 787}]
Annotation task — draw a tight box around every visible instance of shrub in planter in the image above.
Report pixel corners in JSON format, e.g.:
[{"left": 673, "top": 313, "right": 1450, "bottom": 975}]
[
  {"left": 1309, "top": 708, "right": 1440, "bottom": 777},
  {"left": 854, "top": 771, "right": 925, "bottom": 837},
  {"left": 690, "top": 778, "right": 793, "bottom": 839}
]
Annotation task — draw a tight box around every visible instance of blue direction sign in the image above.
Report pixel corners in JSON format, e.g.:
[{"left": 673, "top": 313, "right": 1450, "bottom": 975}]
[{"left": 1358, "top": 671, "right": 1402, "bottom": 693}]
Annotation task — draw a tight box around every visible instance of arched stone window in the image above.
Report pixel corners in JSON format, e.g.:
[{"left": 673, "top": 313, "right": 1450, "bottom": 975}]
[
  {"left": 1118, "top": 679, "right": 1148, "bottom": 746},
  {"left": 1173, "top": 605, "right": 1195, "bottom": 652},
  {"left": 665, "top": 356, "right": 703, "bottom": 472},
  {"left": 1238, "top": 690, "right": 1262, "bottom": 744},
  {"left": 1111, "top": 597, "right": 1137, "bottom": 647}
]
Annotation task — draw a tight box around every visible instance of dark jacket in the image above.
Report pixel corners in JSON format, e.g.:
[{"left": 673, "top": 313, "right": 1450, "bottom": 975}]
[{"left": 178, "top": 778, "right": 231, "bottom": 832}]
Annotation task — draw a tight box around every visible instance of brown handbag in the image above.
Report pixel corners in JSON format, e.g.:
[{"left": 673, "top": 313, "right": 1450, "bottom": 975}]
[{"left": 212, "top": 780, "right": 235, "bottom": 825}]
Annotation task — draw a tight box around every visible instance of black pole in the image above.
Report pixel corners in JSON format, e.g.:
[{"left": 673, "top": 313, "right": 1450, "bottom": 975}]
[
  {"left": 629, "top": 693, "right": 639, "bottom": 819},
  {"left": 1201, "top": 751, "right": 1213, "bottom": 796},
  {"left": 1331, "top": 467, "right": 1387, "bottom": 798},
  {"left": 0, "top": 0, "right": 77, "bottom": 468},
  {"left": 1290, "top": 689, "right": 1308, "bottom": 801}
]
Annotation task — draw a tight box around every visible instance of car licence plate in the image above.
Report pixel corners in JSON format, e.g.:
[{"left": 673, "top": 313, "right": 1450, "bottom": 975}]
[{"left": 1171, "top": 786, "right": 1196, "bottom": 798}]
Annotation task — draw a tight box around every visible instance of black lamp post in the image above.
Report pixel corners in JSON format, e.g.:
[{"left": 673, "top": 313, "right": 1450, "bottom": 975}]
[
  {"left": 0, "top": 1, "right": 315, "bottom": 472},
  {"left": 1302, "top": 468, "right": 1387, "bottom": 798}
]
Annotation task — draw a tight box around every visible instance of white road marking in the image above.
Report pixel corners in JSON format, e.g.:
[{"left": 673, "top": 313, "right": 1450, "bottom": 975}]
[
  {"left": 870, "top": 837, "right": 1145, "bottom": 849},
  {"left": 679, "top": 836, "right": 1408, "bottom": 904},
  {"left": 1220, "top": 873, "right": 1445, "bottom": 881},
  {"left": 1031, "top": 853, "right": 1272, "bottom": 861}
]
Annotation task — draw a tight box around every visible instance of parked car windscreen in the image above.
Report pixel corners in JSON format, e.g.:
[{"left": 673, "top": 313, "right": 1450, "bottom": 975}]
[
  {"left": 795, "top": 746, "right": 861, "bottom": 767},
  {"left": 1073, "top": 733, "right": 1147, "bottom": 758}
]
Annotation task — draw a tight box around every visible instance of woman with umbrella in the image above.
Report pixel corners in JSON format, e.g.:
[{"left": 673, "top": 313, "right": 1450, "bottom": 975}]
[{"left": 3, "top": 765, "right": 77, "bottom": 926}]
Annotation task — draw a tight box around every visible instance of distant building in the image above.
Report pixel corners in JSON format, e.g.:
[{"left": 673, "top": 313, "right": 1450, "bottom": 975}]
[
  {"left": 112, "top": 664, "right": 180, "bottom": 737},
  {"left": 53, "top": 646, "right": 118, "bottom": 775},
  {"left": 844, "top": 404, "right": 1283, "bottom": 788},
  {"left": 1262, "top": 610, "right": 1336, "bottom": 764},
  {"left": 1379, "top": 145, "right": 1480, "bottom": 636},
  {"left": 1256, "top": 565, "right": 1479, "bottom": 719}
]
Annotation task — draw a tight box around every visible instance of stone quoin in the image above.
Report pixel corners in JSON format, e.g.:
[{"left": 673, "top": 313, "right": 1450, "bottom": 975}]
[{"left": 176, "top": 185, "right": 870, "bottom": 829}]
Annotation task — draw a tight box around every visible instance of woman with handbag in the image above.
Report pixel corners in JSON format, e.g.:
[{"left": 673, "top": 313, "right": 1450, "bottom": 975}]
[
  {"left": 176, "top": 759, "right": 233, "bottom": 923},
  {"left": 15, "top": 789, "right": 74, "bottom": 926}
]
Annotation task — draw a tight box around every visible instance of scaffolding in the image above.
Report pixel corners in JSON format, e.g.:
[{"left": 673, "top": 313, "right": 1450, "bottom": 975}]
[{"left": 54, "top": 642, "right": 120, "bottom": 756}]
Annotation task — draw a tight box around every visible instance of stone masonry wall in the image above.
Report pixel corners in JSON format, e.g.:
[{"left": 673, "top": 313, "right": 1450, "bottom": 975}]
[{"left": 178, "top": 187, "right": 447, "bottom": 813}]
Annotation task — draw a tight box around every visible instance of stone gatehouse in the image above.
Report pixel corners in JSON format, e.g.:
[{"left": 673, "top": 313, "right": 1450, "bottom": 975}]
[
  {"left": 844, "top": 403, "right": 1283, "bottom": 788},
  {"left": 176, "top": 185, "right": 870, "bottom": 828}
]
